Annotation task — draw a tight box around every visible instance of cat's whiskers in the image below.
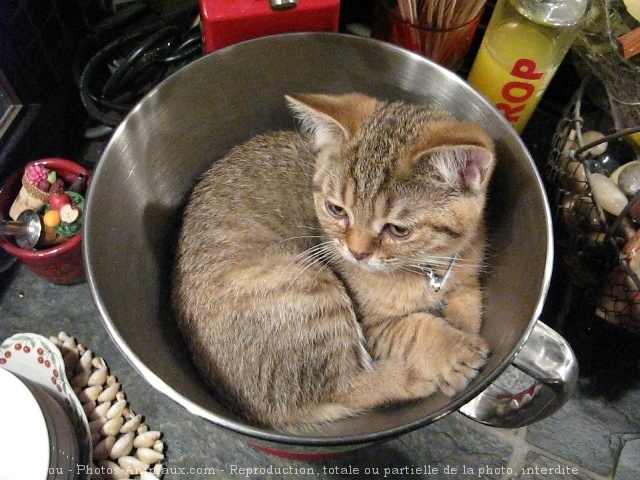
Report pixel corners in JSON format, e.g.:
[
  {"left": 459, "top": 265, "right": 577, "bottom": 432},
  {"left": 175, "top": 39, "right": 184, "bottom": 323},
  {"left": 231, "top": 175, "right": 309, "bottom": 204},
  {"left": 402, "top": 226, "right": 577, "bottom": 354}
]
[
  {"left": 307, "top": 249, "right": 344, "bottom": 285},
  {"left": 276, "top": 232, "right": 332, "bottom": 278},
  {"left": 294, "top": 224, "right": 321, "bottom": 231},
  {"left": 293, "top": 240, "right": 334, "bottom": 263},
  {"left": 285, "top": 244, "right": 330, "bottom": 275},
  {"left": 407, "top": 262, "right": 474, "bottom": 273},
  {"left": 278, "top": 234, "right": 324, "bottom": 244},
  {"left": 395, "top": 265, "right": 425, "bottom": 276},
  {"left": 278, "top": 241, "right": 337, "bottom": 292},
  {"left": 284, "top": 248, "right": 338, "bottom": 294},
  {"left": 387, "top": 255, "right": 478, "bottom": 277}
]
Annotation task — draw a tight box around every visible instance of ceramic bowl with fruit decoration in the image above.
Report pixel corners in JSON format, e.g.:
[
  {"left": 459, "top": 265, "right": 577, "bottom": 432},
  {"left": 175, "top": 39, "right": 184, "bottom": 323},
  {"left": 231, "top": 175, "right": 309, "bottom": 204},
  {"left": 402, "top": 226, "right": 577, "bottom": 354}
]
[{"left": 0, "top": 158, "right": 90, "bottom": 284}]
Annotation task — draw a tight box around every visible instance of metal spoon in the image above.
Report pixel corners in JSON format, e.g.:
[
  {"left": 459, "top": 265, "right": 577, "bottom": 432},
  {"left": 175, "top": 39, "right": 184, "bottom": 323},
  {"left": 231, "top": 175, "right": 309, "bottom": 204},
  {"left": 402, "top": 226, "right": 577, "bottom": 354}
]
[{"left": 0, "top": 209, "right": 46, "bottom": 249}]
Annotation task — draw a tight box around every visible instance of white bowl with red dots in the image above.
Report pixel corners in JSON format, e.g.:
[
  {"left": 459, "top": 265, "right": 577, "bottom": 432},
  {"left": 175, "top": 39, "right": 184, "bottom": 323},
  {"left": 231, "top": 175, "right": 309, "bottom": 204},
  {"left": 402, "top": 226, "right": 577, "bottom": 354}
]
[{"left": 0, "top": 333, "right": 92, "bottom": 479}]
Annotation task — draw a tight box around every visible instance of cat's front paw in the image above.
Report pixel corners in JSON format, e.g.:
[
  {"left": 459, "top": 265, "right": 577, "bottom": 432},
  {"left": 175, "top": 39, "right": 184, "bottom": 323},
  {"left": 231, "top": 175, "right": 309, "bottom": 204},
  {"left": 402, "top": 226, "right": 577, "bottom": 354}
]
[
  {"left": 406, "top": 368, "right": 439, "bottom": 399},
  {"left": 433, "top": 329, "right": 490, "bottom": 397}
]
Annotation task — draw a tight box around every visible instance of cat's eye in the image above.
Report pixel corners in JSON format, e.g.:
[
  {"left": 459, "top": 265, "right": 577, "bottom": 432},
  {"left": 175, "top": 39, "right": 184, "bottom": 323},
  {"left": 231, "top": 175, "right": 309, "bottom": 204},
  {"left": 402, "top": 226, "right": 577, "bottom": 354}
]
[
  {"left": 326, "top": 202, "right": 348, "bottom": 218},
  {"left": 386, "top": 224, "right": 412, "bottom": 238}
]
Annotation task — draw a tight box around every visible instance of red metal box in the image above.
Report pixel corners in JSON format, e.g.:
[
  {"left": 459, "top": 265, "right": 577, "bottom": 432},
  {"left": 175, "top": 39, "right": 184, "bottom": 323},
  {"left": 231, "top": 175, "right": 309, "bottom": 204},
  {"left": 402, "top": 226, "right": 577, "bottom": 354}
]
[{"left": 200, "top": 0, "right": 341, "bottom": 53}]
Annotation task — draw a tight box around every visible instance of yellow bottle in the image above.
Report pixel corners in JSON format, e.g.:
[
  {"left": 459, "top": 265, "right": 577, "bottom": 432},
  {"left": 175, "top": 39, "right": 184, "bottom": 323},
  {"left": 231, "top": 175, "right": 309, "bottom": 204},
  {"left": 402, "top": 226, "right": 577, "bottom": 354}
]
[
  {"left": 628, "top": 131, "right": 640, "bottom": 147},
  {"left": 467, "top": 0, "right": 589, "bottom": 133}
]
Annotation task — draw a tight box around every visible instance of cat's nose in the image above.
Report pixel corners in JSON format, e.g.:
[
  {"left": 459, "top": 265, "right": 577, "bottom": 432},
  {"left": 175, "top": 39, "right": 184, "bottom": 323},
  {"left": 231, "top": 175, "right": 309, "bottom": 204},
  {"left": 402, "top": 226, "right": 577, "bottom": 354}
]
[{"left": 350, "top": 249, "right": 373, "bottom": 261}]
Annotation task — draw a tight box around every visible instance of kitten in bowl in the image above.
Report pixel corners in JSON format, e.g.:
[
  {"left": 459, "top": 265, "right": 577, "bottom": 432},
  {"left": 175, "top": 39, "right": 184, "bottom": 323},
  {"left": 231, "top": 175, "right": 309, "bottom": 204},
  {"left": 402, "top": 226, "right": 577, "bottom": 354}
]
[{"left": 172, "top": 93, "right": 494, "bottom": 430}]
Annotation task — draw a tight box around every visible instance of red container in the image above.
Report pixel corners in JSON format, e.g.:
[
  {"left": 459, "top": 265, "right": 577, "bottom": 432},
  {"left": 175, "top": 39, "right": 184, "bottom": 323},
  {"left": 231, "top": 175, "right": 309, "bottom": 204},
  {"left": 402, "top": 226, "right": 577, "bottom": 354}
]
[
  {"left": 200, "top": 0, "right": 340, "bottom": 53},
  {"left": 0, "top": 158, "right": 91, "bottom": 285},
  {"left": 372, "top": 4, "right": 484, "bottom": 71}
]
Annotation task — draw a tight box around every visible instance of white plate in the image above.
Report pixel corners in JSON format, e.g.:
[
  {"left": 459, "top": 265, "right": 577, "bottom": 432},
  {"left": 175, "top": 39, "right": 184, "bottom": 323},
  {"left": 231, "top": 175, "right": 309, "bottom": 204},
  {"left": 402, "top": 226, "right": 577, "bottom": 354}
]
[
  {"left": 0, "top": 333, "right": 93, "bottom": 479},
  {"left": 0, "top": 367, "right": 50, "bottom": 480}
]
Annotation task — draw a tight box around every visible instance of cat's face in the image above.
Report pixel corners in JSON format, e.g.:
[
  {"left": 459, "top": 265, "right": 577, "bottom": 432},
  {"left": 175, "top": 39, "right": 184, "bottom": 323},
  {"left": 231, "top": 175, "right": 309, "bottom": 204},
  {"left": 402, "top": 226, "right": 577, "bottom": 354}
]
[
  {"left": 287, "top": 93, "right": 495, "bottom": 273},
  {"left": 313, "top": 148, "right": 488, "bottom": 272}
]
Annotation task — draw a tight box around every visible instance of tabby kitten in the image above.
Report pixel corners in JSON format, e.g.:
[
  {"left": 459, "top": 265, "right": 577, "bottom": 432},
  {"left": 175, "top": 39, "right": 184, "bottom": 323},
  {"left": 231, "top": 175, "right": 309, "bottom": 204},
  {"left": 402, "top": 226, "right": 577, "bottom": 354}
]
[{"left": 172, "top": 93, "right": 494, "bottom": 429}]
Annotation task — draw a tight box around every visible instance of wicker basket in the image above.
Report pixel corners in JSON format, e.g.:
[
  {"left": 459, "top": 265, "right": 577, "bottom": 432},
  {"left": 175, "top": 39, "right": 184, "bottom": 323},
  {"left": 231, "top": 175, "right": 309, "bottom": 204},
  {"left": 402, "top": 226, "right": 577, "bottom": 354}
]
[
  {"left": 571, "top": 0, "right": 640, "bottom": 133},
  {"left": 547, "top": 75, "right": 640, "bottom": 332}
]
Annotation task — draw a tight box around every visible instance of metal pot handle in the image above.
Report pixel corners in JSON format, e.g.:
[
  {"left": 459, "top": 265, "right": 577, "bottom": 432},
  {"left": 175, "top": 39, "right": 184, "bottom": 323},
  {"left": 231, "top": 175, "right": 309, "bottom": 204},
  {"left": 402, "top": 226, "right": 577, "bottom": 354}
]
[{"left": 458, "top": 321, "right": 578, "bottom": 428}]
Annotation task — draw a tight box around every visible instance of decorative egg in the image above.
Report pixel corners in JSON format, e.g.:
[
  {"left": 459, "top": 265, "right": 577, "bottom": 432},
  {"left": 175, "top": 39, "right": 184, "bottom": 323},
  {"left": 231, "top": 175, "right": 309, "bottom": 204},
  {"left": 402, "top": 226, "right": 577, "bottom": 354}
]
[
  {"left": 618, "top": 162, "right": 640, "bottom": 197},
  {"left": 582, "top": 130, "right": 608, "bottom": 156},
  {"left": 589, "top": 173, "right": 628, "bottom": 216},
  {"left": 562, "top": 160, "right": 588, "bottom": 193},
  {"left": 612, "top": 160, "right": 640, "bottom": 187}
]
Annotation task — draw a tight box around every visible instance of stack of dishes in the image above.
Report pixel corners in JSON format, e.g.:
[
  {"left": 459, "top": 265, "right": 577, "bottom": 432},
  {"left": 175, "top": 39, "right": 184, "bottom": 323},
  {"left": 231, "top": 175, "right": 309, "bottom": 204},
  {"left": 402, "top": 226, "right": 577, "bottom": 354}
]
[
  {"left": 0, "top": 333, "right": 92, "bottom": 480},
  {"left": 0, "top": 368, "right": 79, "bottom": 479},
  {"left": 0, "top": 368, "right": 52, "bottom": 480}
]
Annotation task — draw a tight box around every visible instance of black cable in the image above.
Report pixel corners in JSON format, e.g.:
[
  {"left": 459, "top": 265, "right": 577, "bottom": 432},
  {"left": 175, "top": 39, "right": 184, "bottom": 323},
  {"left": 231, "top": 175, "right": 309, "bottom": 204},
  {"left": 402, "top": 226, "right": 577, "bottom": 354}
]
[
  {"left": 79, "top": 30, "right": 150, "bottom": 127},
  {"left": 72, "top": 2, "right": 152, "bottom": 87},
  {"left": 102, "top": 26, "right": 179, "bottom": 98},
  {"left": 163, "top": 30, "right": 201, "bottom": 63},
  {"left": 76, "top": 1, "right": 202, "bottom": 130}
]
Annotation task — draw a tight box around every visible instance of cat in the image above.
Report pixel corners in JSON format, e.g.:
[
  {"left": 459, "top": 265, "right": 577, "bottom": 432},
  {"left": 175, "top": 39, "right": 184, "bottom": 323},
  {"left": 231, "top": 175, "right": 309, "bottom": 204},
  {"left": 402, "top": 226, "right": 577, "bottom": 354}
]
[{"left": 172, "top": 92, "right": 494, "bottom": 430}]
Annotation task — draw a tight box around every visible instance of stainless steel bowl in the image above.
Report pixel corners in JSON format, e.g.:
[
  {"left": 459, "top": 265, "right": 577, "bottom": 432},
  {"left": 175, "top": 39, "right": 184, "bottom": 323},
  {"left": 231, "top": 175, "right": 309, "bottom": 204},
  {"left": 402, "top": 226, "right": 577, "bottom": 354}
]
[{"left": 84, "top": 33, "right": 576, "bottom": 455}]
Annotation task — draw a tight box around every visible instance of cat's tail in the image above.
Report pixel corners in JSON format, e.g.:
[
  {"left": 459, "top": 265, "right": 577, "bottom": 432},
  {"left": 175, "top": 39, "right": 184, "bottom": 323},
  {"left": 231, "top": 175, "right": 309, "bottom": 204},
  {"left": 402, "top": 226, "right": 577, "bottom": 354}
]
[
  {"left": 281, "top": 361, "right": 437, "bottom": 432},
  {"left": 281, "top": 404, "right": 366, "bottom": 432}
]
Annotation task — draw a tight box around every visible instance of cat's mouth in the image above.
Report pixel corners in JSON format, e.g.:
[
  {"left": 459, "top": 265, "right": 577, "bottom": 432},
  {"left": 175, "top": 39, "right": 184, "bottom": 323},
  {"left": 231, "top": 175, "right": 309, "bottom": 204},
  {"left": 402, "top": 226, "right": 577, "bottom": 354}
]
[
  {"left": 349, "top": 257, "right": 386, "bottom": 272},
  {"left": 335, "top": 243, "right": 390, "bottom": 273}
]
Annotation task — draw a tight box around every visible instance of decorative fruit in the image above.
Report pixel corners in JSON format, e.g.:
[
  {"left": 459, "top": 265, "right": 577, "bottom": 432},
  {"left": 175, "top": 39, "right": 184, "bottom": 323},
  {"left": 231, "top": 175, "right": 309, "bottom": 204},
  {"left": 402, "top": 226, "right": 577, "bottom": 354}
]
[
  {"left": 35, "top": 179, "right": 51, "bottom": 192},
  {"left": 25, "top": 165, "right": 49, "bottom": 186},
  {"left": 49, "top": 178, "right": 65, "bottom": 194},
  {"left": 43, "top": 209, "right": 62, "bottom": 228},
  {"left": 25, "top": 165, "right": 52, "bottom": 192},
  {"left": 49, "top": 193, "right": 72, "bottom": 211},
  {"left": 59, "top": 204, "right": 79, "bottom": 223}
]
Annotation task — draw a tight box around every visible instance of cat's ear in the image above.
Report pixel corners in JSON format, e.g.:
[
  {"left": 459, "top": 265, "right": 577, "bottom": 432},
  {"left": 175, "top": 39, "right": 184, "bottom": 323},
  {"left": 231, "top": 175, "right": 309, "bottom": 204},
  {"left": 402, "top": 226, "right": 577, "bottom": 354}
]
[
  {"left": 422, "top": 145, "right": 494, "bottom": 193},
  {"left": 406, "top": 120, "right": 495, "bottom": 192},
  {"left": 457, "top": 145, "right": 494, "bottom": 192},
  {"left": 285, "top": 93, "right": 380, "bottom": 149}
]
